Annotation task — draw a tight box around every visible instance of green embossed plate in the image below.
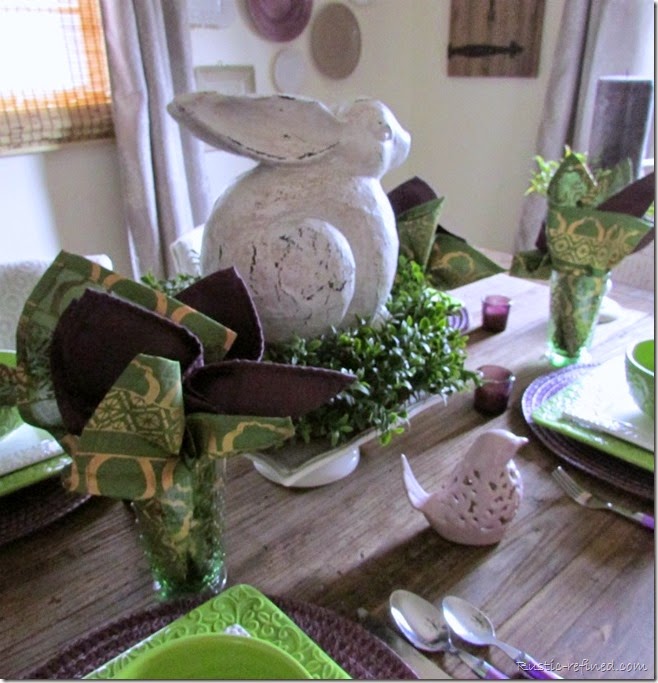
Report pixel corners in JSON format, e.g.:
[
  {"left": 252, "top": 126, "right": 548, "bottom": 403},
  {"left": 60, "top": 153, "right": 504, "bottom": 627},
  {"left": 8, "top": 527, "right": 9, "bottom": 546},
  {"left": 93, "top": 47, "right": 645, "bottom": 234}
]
[
  {"left": 0, "top": 423, "right": 69, "bottom": 497},
  {"left": 87, "top": 584, "right": 350, "bottom": 679},
  {"left": 531, "top": 359, "right": 654, "bottom": 473},
  {"left": 523, "top": 365, "right": 654, "bottom": 501}
]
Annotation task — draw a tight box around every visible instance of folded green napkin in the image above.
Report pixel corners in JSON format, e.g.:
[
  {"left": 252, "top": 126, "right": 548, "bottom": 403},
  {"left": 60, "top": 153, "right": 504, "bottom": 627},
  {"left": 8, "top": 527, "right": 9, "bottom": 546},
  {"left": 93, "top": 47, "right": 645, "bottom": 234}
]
[
  {"left": 511, "top": 155, "right": 653, "bottom": 361},
  {"left": 389, "top": 176, "right": 505, "bottom": 289},
  {"left": 0, "top": 252, "right": 356, "bottom": 501},
  {"left": 62, "top": 353, "right": 294, "bottom": 499},
  {"left": 395, "top": 197, "right": 444, "bottom": 270},
  {"left": 511, "top": 156, "right": 654, "bottom": 279}
]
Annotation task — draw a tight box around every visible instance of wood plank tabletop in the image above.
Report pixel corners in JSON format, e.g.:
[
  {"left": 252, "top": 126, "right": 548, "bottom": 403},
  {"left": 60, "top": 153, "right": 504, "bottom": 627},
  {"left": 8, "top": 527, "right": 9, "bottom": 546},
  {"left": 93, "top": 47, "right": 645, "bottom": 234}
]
[{"left": 0, "top": 272, "right": 654, "bottom": 679}]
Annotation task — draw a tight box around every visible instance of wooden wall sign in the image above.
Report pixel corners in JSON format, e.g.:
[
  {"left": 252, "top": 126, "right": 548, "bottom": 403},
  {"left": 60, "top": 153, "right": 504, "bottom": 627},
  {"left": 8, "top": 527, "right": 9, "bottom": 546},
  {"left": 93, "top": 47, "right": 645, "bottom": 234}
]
[{"left": 448, "top": 0, "right": 545, "bottom": 78}]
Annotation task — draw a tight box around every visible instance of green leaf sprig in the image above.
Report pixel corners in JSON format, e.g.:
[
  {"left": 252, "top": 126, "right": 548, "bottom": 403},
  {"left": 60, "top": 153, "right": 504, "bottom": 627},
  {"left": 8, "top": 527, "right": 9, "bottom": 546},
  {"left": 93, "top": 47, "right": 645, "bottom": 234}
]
[
  {"left": 265, "top": 256, "right": 477, "bottom": 447},
  {"left": 141, "top": 271, "right": 200, "bottom": 296},
  {"left": 525, "top": 147, "right": 637, "bottom": 208}
]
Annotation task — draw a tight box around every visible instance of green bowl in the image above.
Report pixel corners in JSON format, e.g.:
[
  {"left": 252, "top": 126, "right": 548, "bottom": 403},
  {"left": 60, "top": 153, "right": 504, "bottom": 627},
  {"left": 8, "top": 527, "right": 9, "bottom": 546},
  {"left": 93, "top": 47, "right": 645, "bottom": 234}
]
[
  {"left": 115, "top": 633, "right": 312, "bottom": 680},
  {"left": 0, "top": 350, "right": 21, "bottom": 439},
  {"left": 625, "top": 339, "right": 654, "bottom": 417}
]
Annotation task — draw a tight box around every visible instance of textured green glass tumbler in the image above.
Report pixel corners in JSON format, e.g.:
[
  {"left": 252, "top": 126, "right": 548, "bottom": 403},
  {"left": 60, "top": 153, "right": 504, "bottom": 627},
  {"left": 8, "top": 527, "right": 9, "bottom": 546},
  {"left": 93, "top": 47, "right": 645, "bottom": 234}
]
[
  {"left": 131, "top": 456, "right": 228, "bottom": 600},
  {"left": 546, "top": 269, "right": 610, "bottom": 367}
]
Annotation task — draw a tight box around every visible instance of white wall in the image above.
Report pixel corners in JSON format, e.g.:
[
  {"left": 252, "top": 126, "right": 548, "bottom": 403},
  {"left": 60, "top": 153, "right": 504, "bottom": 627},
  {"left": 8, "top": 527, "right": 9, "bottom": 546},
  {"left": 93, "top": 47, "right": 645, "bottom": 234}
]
[
  {"left": 0, "top": 0, "right": 566, "bottom": 275},
  {"left": 193, "top": 0, "right": 566, "bottom": 251}
]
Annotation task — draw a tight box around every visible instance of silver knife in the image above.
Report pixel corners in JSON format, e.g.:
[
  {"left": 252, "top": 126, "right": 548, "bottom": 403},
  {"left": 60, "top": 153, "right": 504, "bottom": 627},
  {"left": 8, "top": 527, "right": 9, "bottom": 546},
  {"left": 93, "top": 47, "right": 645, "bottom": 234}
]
[{"left": 357, "top": 608, "right": 451, "bottom": 679}]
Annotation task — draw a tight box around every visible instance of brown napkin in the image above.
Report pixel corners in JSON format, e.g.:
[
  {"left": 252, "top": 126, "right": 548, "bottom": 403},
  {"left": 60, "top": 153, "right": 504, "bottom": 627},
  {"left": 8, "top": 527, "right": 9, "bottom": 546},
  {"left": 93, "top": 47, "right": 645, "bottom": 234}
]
[
  {"left": 50, "top": 289, "right": 204, "bottom": 435},
  {"left": 184, "top": 359, "right": 356, "bottom": 418},
  {"left": 175, "top": 267, "right": 265, "bottom": 361}
]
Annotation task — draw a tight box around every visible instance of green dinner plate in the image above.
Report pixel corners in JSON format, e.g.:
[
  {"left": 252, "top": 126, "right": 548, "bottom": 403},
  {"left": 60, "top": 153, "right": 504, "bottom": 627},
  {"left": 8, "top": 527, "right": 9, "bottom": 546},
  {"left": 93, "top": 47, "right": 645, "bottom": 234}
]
[
  {"left": 114, "top": 633, "right": 312, "bottom": 679},
  {"left": 0, "top": 452, "right": 71, "bottom": 497},
  {"left": 0, "top": 424, "right": 69, "bottom": 498},
  {"left": 87, "top": 584, "right": 350, "bottom": 679},
  {"left": 532, "top": 358, "right": 654, "bottom": 473}
]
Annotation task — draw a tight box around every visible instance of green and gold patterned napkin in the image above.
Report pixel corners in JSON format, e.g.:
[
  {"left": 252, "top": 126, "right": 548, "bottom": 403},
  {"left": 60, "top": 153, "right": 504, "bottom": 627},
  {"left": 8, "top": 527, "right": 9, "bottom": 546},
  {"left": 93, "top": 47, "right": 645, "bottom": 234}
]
[
  {"left": 511, "top": 157, "right": 654, "bottom": 279},
  {"left": 389, "top": 177, "right": 505, "bottom": 289},
  {"left": 61, "top": 353, "right": 294, "bottom": 500},
  {"left": 0, "top": 252, "right": 355, "bottom": 502},
  {"left": 511, "top": 156, "right": 653, "bottom": 362},
  {"left": 395, "top": 198, "right": 445, "bottom": 270}
]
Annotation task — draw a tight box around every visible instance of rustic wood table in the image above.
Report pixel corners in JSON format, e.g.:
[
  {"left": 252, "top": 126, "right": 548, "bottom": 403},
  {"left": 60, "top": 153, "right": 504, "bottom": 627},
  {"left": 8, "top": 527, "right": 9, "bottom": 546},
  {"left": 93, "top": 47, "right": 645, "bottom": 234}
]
[{"left": 0, "top": 273, "right": 654, "bottom": 679}]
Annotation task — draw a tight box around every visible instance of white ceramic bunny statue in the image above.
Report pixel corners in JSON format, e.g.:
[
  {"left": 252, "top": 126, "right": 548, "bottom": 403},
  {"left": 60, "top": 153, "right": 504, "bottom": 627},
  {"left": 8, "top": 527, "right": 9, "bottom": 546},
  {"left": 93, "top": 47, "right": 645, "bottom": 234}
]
[
  {"left": 167, "top": 93, "right": 411, "bottom": 343},
  {"left": 401, "top": 429, "right": 527, "bottom": 545}
]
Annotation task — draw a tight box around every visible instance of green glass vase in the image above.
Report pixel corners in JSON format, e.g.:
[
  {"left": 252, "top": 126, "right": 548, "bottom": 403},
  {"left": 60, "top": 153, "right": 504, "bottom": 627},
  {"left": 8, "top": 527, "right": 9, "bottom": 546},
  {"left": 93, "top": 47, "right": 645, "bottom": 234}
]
[{"left": 131, "top": 455, "right": 228, "bottom": 600}]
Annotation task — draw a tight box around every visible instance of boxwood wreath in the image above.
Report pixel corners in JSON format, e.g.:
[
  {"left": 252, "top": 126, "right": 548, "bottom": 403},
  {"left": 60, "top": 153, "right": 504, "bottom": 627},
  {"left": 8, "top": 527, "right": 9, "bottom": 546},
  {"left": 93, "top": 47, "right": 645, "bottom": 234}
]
[{"left": 144, "top": 255, "right": 476, "bottom": 448}]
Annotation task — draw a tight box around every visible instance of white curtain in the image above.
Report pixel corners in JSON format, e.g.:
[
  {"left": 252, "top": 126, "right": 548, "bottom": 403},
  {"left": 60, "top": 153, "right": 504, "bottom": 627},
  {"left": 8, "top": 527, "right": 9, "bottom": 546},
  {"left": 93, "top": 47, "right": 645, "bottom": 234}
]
[
  {"left": 515, "top": 0, "right": 655, "bottom": 251},
  {"left": 100, "top": 0, "right": 211, "bottom": 279}
]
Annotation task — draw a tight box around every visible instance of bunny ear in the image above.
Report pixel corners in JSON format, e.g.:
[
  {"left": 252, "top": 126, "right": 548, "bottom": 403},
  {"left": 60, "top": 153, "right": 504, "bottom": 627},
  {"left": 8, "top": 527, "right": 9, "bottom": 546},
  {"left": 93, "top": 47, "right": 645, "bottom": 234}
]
[{"left": 168, "top": 92, "right": 342, "bottom": 164}]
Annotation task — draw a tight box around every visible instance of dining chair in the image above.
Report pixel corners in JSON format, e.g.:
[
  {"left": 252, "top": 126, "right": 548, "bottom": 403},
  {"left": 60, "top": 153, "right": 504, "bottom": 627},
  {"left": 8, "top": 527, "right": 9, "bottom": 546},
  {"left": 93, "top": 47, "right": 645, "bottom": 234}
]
[{"left": 170, "top": 225, "right": 204, "bottom": 276}]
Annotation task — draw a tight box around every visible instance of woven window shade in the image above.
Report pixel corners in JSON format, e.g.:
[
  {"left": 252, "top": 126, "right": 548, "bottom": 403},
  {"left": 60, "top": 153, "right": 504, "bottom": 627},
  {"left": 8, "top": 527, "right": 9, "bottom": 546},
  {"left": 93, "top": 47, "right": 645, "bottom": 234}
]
[{"left": 0, "top": 0, "right": 113, "bottom": 154}]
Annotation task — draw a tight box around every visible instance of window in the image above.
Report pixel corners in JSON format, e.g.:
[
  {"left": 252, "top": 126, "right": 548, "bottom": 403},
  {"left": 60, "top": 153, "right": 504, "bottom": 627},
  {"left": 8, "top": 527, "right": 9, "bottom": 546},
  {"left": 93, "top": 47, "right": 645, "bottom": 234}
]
[{"left": 0, "top": 0, "right": 113, "bottom": 154}]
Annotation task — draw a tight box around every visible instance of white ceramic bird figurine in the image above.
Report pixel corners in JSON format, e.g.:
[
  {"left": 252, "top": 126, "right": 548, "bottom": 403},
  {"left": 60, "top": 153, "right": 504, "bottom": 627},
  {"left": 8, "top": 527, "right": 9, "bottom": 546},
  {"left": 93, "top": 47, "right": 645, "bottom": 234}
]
[
  {"left": 401, "top": 429, "right": 527, "bottom": 545},
  {"left": 167, "top": 93, "right": 411, "bottom": 343}
]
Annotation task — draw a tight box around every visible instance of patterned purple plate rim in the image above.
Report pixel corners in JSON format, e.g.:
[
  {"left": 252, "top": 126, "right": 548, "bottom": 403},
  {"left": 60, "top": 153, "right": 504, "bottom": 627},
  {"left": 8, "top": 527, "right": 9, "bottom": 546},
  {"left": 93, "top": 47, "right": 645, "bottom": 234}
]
[
  {"left": 0, "top": 477, "right": 89, "bottom": 547},
  {"left": 448, "top": 306, "right": 469, "bottom": 333},
  {"left": 522, "top": 364, "right": 654, "bottom": 501}
]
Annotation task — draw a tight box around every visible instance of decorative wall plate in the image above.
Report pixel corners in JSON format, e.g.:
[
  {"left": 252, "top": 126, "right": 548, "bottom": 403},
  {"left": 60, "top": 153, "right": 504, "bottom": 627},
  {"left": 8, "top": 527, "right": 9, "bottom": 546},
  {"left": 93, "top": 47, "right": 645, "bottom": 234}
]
[
  {"left": 273, "top": 47, "right": 307, "bottom": 93},
  {"left": 246, "top": 0, "right": 313, "bottom": 42},
  {"left": 311, "top": 3, "right": 361, "bottom": 79}
]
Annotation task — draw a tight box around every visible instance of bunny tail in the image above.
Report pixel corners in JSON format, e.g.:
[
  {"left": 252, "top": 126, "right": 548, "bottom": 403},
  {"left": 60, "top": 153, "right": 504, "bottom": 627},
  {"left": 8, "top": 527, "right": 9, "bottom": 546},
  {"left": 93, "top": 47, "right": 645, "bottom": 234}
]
[{"left": 400, "top": 454, "right": 430, "bottom": 510}]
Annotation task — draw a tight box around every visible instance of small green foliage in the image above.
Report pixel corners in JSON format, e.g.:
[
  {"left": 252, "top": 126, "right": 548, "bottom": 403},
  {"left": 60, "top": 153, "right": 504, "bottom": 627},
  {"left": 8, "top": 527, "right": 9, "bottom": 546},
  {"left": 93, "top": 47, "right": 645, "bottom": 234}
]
[
  {"left": 143, "top": 261, "right": 478, "bottom": 448},
  {"left": 525, "top": 146, "right": 588, "bottom": 197},
  {"left": 141, "top": 272, "right": 200, "bottom": 297},
  {"left": 265, "top": 256, "right": 478, "bottom": 447},
  {"left": 526, "top": 147, "right": 639, "bottom": 209}
]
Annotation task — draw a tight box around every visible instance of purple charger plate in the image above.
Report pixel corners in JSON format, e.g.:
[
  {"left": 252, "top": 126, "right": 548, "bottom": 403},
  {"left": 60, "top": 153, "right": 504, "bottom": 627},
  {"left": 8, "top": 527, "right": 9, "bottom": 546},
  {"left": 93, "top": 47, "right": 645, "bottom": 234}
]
[
  {"left": 0, "top": 477, "right": 90, "bottom": 547},
  {"left": 448, "top": 306, "right": 469, "bottom": 333},
  {"left": 522, "top": 364, "right": 654, "bottom": 501},
  {"left": 25, "top": 594, "right": 417, "bottom": 680}
]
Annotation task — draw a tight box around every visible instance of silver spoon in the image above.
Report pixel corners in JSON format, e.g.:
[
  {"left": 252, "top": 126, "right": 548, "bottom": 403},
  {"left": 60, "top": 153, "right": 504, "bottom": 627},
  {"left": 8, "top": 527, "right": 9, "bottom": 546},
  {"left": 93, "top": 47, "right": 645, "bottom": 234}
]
[
  {"left": 442, "top": 596, "right": 562, "bottom": 680},
  {"left": 389, "top": 589, "right": 509, "bottom": 679}
]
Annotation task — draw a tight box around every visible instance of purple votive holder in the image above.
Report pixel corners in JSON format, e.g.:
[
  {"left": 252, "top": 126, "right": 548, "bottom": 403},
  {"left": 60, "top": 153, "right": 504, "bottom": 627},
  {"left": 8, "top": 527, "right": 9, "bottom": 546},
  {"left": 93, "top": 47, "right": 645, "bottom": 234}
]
[
  {"left": 474, "top": 364, "right": 515, "bottom": 415},
  {"left": 482, "top": 295, "right": 512, "bottom": 332}
]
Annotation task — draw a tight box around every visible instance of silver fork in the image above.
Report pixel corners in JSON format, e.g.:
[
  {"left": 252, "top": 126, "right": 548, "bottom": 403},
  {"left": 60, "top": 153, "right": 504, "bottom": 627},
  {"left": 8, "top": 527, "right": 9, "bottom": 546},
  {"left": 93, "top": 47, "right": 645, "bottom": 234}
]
[{"left": 552, "top": 466, "right": 654, "bottom": 530}]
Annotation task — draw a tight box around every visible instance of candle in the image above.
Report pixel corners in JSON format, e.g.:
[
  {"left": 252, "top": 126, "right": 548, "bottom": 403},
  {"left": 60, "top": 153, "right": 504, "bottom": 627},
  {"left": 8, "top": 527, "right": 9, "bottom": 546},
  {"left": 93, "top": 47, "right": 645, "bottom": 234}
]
[
  {"left": 474, "top": 365, "right": 515, "bottom": 415},
  {"left": 482, "top": 295, "right": 512, "bottom": 332}
]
